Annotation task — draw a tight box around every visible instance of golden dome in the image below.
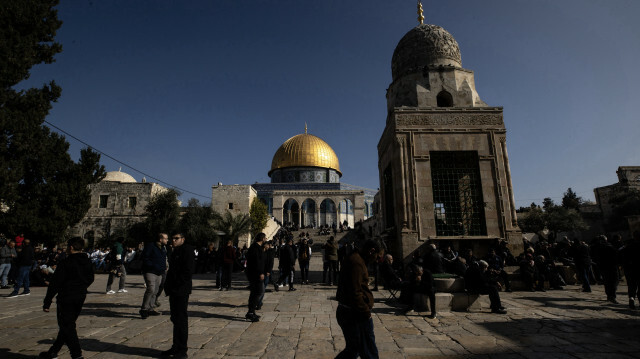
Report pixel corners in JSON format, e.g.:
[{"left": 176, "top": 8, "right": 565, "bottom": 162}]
[{"left": 269, "top": 133, "right": 341, "bottom": 176}]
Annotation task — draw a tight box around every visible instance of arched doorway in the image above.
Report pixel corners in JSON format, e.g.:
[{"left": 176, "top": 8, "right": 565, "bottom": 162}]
[
  {"left": 301, "top": 198, "right": 316, "bottom": 228},
  {"left": 320, "top": 199, "right": 337, "bottom": 226},
  {"left": 283, "top": 199, "right": 299, "bottom": 228},
  {"left": 338, "top": 199, "right": 354, "bottom": 229}
]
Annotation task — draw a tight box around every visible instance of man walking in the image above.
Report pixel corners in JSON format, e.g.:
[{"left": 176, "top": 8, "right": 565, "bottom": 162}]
[
  {"left": 0, "top": 240, "right": 17, "bottom": 289},
  {"left": 39, "top": 237, "right": 94, "bottom": 359},
  {"left": 8, "top": 238, "right": 34, "bottom": 297},
  {"left": 335, "top": 239, "right": 381, "bottom": 359},
  {"left": 163, "top": 233, "right": 195, "bottom": 359},
  {"left": 245, "top": 233, "right": 266, "bottom": 322},
  {"left": 140, "top": 233, "right": 168, "bottom": 319}
]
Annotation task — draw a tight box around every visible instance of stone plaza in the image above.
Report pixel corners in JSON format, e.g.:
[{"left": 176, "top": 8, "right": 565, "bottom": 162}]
[{"left": 1, "top": 254, "right": 639, "bottom": 359}]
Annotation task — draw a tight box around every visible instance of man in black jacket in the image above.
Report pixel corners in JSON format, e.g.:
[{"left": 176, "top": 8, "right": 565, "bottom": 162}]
[
  {"left": 163, "top": 233, "right": 195, "bottom": 359},
  {"left": 140, "top": 233, "right": 168, "bottom": 318},
  {"left": 39, "top": 237, "right": 94, "bottom": 359},
  {"left": 245, "top": 233, "right": 266, "bottom": 322},
  {"left": 8, "top": 238, "right": 35, "bottom": 297},
  {"left": 274, "top": 238, "right": 296, "bottom": 291},
  {"left": 258, "top": 240, "right": 275, "bottom": 310}
]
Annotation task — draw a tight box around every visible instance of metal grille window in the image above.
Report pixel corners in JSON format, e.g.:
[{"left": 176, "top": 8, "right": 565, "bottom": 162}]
[{"left": 430, "top": 151, "right": 486, "bottom": 236}]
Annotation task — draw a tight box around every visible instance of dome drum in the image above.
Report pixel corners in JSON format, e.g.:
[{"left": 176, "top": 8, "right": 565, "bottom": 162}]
[{"left": 270, "top": 167, "right": 340, "bottom": 184}]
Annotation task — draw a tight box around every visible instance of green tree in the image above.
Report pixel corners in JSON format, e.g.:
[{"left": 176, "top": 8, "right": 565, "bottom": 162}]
[
  {"left": 143, "top": 189, "right": 181, "bottom": 240},
  {"left": 518, "top": 206, "right": 545, "bottom": 233},
  {"left": 211, "top": 210, "right": 251, "bottom": 247},
  {"left": 561, "top": 187, "right": 582, "bottom": 210},
  {"left": 249, "top": 198, "right": 268, "bottom": 237},
  {"left": 178, "top": 198, "right": 216, "bottom": 248},
  {"left": 519, "top": 197, "right": 588, "bottom": 236},
  {"left": 0, "top": 1, "right": 105, "bottom": 245}
]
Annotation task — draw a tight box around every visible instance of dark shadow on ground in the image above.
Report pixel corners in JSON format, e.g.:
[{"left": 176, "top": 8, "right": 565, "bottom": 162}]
[
  {"left": 80, "top": 308, "right": 140, "bottom": 319},
  {"left": 517, "top": 296, "right": 640, "bottom": 315},
  {"left": 84, "top": 302, "right": 139, "bottom": 309},
  {"left": 80, "top": 338, "right": 164, "bottom": 357},
  {"left": 477, "top": 317, "right": 640, "bottom": 351},
  {"left": 189, "top": 301, "right": 237, "bottom": 308},
  {"left": 0, "top": 348, "right": 34, "bottom": 359},
  {"left": 187, "top": 310, "right": 242, "bottom": 321}
]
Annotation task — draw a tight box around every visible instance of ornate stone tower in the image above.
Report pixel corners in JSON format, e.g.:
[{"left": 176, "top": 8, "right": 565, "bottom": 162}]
[{"left": 378, "top": 19, "right": 520, "bottom": 261}]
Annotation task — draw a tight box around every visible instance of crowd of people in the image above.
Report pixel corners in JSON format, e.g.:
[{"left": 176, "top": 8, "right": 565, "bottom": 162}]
[{"left": 2, "top": 229, "right": 639, "bottom": 359}]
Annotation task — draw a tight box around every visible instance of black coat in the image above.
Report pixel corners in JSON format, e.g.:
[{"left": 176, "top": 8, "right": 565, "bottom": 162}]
[
  {"left": 16, "top": 244, "right": 35, "bottom": 267},
  {"left": 264, "top": 247, "right": 275, "bottom": 274},
  {"left": 464, "top": 264, "right": 492, "bottom": 293},
  {"left": 245, "top": 242, "right": 265, "bottom": 280},
  {"left": 164, "top": 244, "right": 195, "bottom": 296},
  {"left": 43, "top": 252, "right": 94, "bottom": 308},
  {"left": 279, "top": 244, "right": 296, "bottom": 270}
]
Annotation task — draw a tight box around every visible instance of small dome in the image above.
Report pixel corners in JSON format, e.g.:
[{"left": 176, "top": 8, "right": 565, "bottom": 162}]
[
  {"left": 269, "top": 133, "right": 341, "bottom": 176},
  {"left": 102, "top": 170, "right": 137, "bottom": 183},
  {"left": 392, "top": 24, "right": 462, "bottom": 81}
]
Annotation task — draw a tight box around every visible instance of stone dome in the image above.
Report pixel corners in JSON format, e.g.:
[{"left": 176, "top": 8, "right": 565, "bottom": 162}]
[
  {"left": 102, "top": 170, "right": 137, "bottom": 183},
  {"left": 391, "top": 24, "right": 462, "bottom": 81},
  {"left": 269, "top": 133, "right": 341, "bottom": 176}
]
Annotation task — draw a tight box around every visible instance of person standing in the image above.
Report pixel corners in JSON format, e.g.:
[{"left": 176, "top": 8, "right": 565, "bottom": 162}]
[
  {"left": 0, "top": 240, "right": 17, "bottom": 289},
  {"left": 322, "top": 236, "right": 338, "bottom": 285},
  {"left": 245, "top": 233, "right": 266, "bottom": 322},
  {"left": 162, "top": 233, "right": 195, "bottom": 359},
  {"left": 221, "top": 240, "right": 236, "bottom": 291},
  {"left": 335, "top": 240, "right": 381, "bottom": 359},
  {"left": 258, "top": 240, "right": 275, "bottom": 310},
  {"left": 298, "top": 237, "right": 311, "bottom": 284},
  {"left": 274, "top": 238, "right": 296, "bottom": 291},
  {"left": 140, "top": 233, "right": 168, "bottom": 319},
  {"left": 621, "top": 231, "right": 640, "bottom": 309},
  {"left": 570, "top": 239, "right": 593, "bottom": 292},
  {"left": 8, "top": 238, "right": 34, "bottom": 297},
  {"left": 597, "top": 235, "right": 620, "bottom": 304},
  {"left": 106, "top": 237, "right": 127, "bottom": 294},
  {"left": 39, "top": 237, "right": 94, "bottom": 359}
]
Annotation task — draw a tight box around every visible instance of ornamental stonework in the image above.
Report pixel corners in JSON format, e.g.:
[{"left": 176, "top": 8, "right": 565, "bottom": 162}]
[{"left": 395, "top": 113, "right": 503, "bottom": 127}]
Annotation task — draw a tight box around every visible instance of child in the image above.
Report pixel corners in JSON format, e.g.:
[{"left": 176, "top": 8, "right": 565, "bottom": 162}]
[{"left": 39, "top": 237, "right": 95, "bottom": 359}]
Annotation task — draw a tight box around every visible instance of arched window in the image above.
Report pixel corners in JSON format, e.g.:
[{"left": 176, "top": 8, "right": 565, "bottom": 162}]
[{"left": 437, "top": 90, "right": 453, "bottom": 107}]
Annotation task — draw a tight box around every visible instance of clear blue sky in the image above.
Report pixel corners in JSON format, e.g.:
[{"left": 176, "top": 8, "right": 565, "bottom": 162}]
[{"left": 21, "top": 0, "right": 640, "bottom": 207}]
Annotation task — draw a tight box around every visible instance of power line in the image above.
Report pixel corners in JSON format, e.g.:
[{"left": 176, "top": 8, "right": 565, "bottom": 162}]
[{"left": 44, "top": 120, "right": 210, "bottom": 200}]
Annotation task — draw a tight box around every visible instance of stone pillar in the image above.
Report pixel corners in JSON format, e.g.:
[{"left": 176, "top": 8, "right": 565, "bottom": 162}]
[
  {"left": 298, "top": 210, "right": 302, "bottom": 228},
  {"left": 315, "top": 204, "right": 320, "bottom": 228}
]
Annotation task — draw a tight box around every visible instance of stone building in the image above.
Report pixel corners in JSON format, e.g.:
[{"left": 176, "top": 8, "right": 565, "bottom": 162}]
[
  {"left": 212, "top": 129, "right": 376, "bottom": 242},
  {"left": 70, "top": 169, "right": 168, "bottom": 247},
  {"left": 378, "top": 20, "right": 520, "bottom": 261},
  {"left": 591, "top": 166, "right": 640, "bottom": 236}
]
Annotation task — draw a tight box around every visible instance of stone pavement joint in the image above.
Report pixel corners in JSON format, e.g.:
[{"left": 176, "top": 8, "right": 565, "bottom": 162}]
[{"left": 0, "top": 258, "right": 639, "bottom": 358}]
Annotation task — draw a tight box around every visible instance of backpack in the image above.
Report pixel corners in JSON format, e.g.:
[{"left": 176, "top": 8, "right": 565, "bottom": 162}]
[{"left": 300, "top": 245, "right": 308, "bottom": 261}]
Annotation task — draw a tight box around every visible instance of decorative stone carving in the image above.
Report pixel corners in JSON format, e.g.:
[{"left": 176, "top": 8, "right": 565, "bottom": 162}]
[
  {"left": 395, "top": 113, "right": 503, "bottom": 126},
  {"left": 392, "top": 24, "right": 462, "bottom": 80}
]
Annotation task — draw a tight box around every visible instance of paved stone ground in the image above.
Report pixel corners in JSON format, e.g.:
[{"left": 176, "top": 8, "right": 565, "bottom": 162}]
[{"left": 1, "top": 256, "right": 639, "bottom": 359}]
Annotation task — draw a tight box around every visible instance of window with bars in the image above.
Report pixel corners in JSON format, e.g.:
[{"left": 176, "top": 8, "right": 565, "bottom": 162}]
[{"left": 430, "top": 151, "right": 486, "bottom": 236}]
